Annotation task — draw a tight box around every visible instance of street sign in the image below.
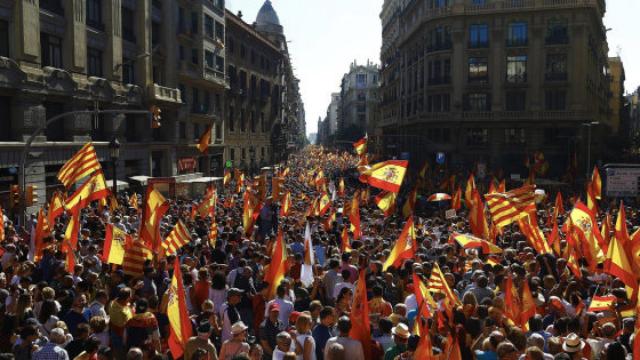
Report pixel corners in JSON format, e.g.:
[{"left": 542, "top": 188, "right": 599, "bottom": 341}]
[
  {"left": 225, "top": 160, "right": 233, "bottom": 168},
  {"left": 605, "top": 167, "right": 640, "bottom": 197}
]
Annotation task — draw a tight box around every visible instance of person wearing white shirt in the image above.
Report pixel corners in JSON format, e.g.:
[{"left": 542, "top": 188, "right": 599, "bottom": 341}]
[
  {"left": 324, "top": 317, "right": 364, "bottom": 360},
  {"left": 265, "top": 285, "right": 294, "bottom": 328}
]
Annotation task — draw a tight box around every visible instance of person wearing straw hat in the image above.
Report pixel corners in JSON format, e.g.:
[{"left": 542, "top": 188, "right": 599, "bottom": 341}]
[
  {"left": 219, "top": 321, "right": 250, "bottom": 360},
  {"left": 383, "top": 323, "right": 410, "bottom": 360},
  {"left": 562, "top": 333, "right": 586, "bottom": 359}
]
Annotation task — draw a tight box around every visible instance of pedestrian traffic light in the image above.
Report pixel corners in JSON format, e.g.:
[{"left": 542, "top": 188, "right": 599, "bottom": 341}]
[
  {"left": 9, "top": 185, "right": 20, "bottom": 209},
  {"left": 150, "top": 105, "right": 162, "bottom": 128},
  {"left": 25, "top": 185, "right": 38, "bottom": 206}
]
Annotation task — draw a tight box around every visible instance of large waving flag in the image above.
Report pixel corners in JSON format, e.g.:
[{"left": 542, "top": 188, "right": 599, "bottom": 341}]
[
  {"left": 57, "top": 143, "right": 102, "bottom": 188},
  {"left": 452, "top": 233, "right": 502, "bottom": 254},
  {"left": 374, "top": 191, "right": 397, "bottom": 217},
  {"left": 103, "top": 223, "right": 132, "bottom": 265},
  {"left": 587, "top": 295, "right": 617, "bottom": 313},
  {"left": 353, "top": 136, "right": 367, "bottom": 156},
  {"left": 485, "top": 185, "right": 537, "bottom": 228},
  {"left": 122, "top": 239, "right": 152, "bottom": 277},
  {"left": 140, "top": 187, "right": 169, "bottom": 251},
  {"left": 192, "top": 188, "right": 217, "bottom": 219},
  {"left": 349, "top": 270, "right": 372, "bottom": 360},
  {"left": 604, "top": 205, "right": 636, "bottom": 289},
  {"left": 168, "top": 258, "right": 193, "bottom": 359},
  {"left": 161, "top": 220, "right": 192, "bottom": 256},
  {"left": 64, "top": 172, "right": 110, "bottom": 212},
  {"left": 47, "top": 192, "right": 65, "bottom": 226},
  {"left": 196, "top": 125, "right": 212, "bottom": 154},
  {"left": 300, "top": 223, "right": 315, "bottom": 287},
  {"left": 359, "top": 160, "right": 408, "bottom": 193},
  {"left": 383, "top": 217, "right": 416, "bottom": 271},
  {"left": 567, "top": 201, "right": 605, "bottom": 263},
  {"left": 264, "top": 230, "right": 287, "bottom": 299}
]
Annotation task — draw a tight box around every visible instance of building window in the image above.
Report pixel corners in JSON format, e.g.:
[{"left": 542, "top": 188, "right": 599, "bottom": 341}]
[
  {"left": 507, "top": 22, "right": 528, "bottom": 47},
  {"left": 178, "top": 84, "right": 186, "bottom": 103},
  {"left": 465, "top": 93, "right": 490, "bottom": 111},
  {"left": 122, "top": 58, "right": 135, "bottom": 84},
  {"left": 87, "top": 48, "right": 103, "bottom": 77},
  {"left": 546, "top": 19, "right": 569, "bottom": 45},
  {"left": 40, "top": 0, "right": 64, "bottom": 15},
  {"left": 179, "top": 122, "right": 186, "bottom": 139},
  {"left": 121, "top": 7, "right": 136, "bottom": 43},
  {"left": 216, "top": 123, "right": 222, "bottom": 140},
  {"left": 545, "top": 90, "right": 567, "bottom": 110},
  {"left": 40, "top": 33, "right": 63, "bottom": 68},
  {"left": 205, "top": 50, "right": 214, "bottom": 68},
  {"left": 505, "top": 128, "right": 525, "bottom": 144},
  {"left": 466, "top": 128, "right": 488, "bottom": 146},
  {"left": 230, "top": 148, "right": 235, "bottom": 161},
  {"left": 241, "top": 148, "right": 246, "bottom": 160},
  {"left": 203, "top": 91, "right": 210, "bottom": 113},
  {"left": 191, "top": 49, "right": 198, "bottom": 65},
  {"left": 215, "top": 21, "right": 224, "bottom": 41},
  {"left": 545, "top": 53, "right": 568, "bottom": 81},
  {"left": 250, "top": 111, "right": 256, "bottom": 132},
  {"left": 205, "top": 15, "right": 214, "bottom": 38},
  {"left": 192, "top": 87, "right": 200, "bottom": 113},
  {"left": 468, "top": 57, "right": 488, "bottom": 82},
  {"left": 261, "top": 112, "right": 266, "bottom": 132},
  {"left": 427, "top": 94, "right": 451, "bottom": 112},
  {"left": 191, "top": 12, "right": 198, "bottom": 34},
  {"left": 356, "top": 74, "right": 367, "bottom": 88},
  {"left": 505, "top": 91, "right": 526, "bottom": 111},
  {"left": 0, "top": 20, "right": 9, "bottom": 57},
  {"left": 86, "top": 0, "right": 103, "bottom": 29},
  {"left": 228, "top": 106, "right": 235, "bottom": 132},
  {"left": 428, "top": 26, "right": 452, "bottom": 51},
  {"left": 216, "top": 56, "right": 224, "bottom": 73},
  {"left": 469, "top": 24, "right": 489, "bottom": 48},
  {"left": 506, "top": 55, "right": 527, "bottom": 83},
  {"left": 240, "top": 109, "right": 246, "bottom": 132},
  {"left": 430, "top": 0, "right": 450, "bottom": 8}
]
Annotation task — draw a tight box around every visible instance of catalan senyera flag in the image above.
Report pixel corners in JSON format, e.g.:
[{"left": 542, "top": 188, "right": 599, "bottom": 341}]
[
  {"left": 452, "top": 233, "right": 503, "bottom": 254},
  {"left": 167, "top": 258, "right": 193, "bottom": 359},
  {"left": 427, "top": 263, "right": 460, "bottom": 318},
  {"left": 349, "top": 270, "right": 372, "bottom": 360},
  {"left": 349, "top": 195, "right": 362, "bottom": 240},
  {"left": 518, "top": 215, "right": 553, "bottom": 255},
  {"left": 451, "top": 186, "right": 462, "bottom": 211},
  {"left": 264, "top": 230, "right": 287, "bottom": 299},
  {"left": 47, "top": 192, "right": 65, "bottom": 226},
  {"left": 374, "top": 191, "right": 397, "bottom": 217},
  {"left": 402, "top": 187, "right": 418, "bottom": 218},
  {"left": 64, "top": 172, "right": 110, "bottom": 212},
  {"left": 280, "top": 191, "right": 291, "bottom": 217},
  {"left": 498, "top": 179, "right": 506, "bottom": 193},
  {"left": 103, "top": 223, "right": 132, "bottom": 265},
  {"left": 192, "top": 188, "right": 217, "bottom": 219},
  {"left": 140, "top": 187, "right": 170, "bottom": 251},
  {"left": 592, "top": 166, "right": 602, "bottom": 200},
  {"left": 196, "top": 125, "right": 212, "bottom": 154},
  {"left": 122, "top": 239, "right": 153, "bottom": 277},
  {"left": 162, "top": 220, "right": 192, "bottom": 256},
  {"left": 341, "top": 227, "right": 352, "bottom": 253},
  {"left": 359, "top": 160, "right": 408, "bottom": 193},
  {"left": 353, "top": 136, "right": 367, "bottom": 156},
  {"left": 469, "top": 190, "right": 490, "bottom": 240},
  {"left": 33, "top": 208, "right": 50, "bottom": 262},
  {"left": 587, "top": 295, "right": 617, "bottom": 312},
  {"left": 484, "top": 185, "right": 537, "bottom": 228},
  {"left": 383, "top": 217, "right": 416, "bottom": 271},
  {"left": 57, "top": 142, "right": 102, "bottom": 188}
]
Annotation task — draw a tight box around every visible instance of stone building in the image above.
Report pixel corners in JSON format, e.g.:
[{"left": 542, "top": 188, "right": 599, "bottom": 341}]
[
  {"left": 224, "top": 9, "right": 282, "bottom": 174},
  {"left": 337, "top": 60, "right": 380, "bottom": 142},
  {"left": 378, "top": 0, "right": 614, "bottom": 177},
  {"left": 317, "top": 92, "right": 340, "bottom": 146}
]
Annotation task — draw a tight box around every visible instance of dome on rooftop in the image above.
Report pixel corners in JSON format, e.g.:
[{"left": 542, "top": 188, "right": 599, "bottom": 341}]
[{"left": 255, "top": 0, "right": 283, "bottom": 35}]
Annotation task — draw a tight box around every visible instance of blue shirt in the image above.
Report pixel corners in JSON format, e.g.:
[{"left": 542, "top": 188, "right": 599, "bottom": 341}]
[{"left": 312, "top": 324, "right": 334, "bottom": 360}]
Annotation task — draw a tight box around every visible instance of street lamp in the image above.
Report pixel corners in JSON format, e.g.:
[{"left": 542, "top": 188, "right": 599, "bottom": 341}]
[
  {"left": 109, "top": 137, "right": 121, "bottom": 194},
  {"left": 581, "top": 121, "right": 600, "bottom": 180}
]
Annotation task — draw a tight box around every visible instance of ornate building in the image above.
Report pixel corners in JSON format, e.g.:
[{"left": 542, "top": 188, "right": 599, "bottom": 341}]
[
  {"left": 378, "top": 0, "right": 614, "bottom": 177},
  {"left": 337, "top": 60, "right": 380, "bottom": 142}
]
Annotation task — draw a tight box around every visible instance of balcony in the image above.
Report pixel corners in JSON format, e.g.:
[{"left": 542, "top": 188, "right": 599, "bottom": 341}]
[
  {"left": 149, "top": 84, "right": 182, "bottom": 104},
  {"left": 545, "top": 72, "right": 568, "bottom": 81},
  {"left": 203, "top": 67, "right": 227, "bottom": 88},
  {"left": 40, "top": 0, "right": 64, "bottom": 16}
]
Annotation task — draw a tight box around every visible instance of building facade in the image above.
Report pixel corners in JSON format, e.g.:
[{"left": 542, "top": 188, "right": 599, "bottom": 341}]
[
  {"left": 378, "top": 0, "right": 613, "bottom": 177},
  {"left": 317, "top": 92, "right": 340, "bottom": 146},
  {"left": 337, "top": 60, "right": 380, "bottom": 142},
  {"left": 224, "top": 9, "right": 282, "bottom": 174}
]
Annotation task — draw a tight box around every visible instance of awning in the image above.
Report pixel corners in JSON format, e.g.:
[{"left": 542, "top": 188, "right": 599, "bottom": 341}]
[
  {"left": 105, "top": 179, "right": 129, "bottom": 190},
  {"left": 129, "top": 175, "right": 151, "bottom": 185},
  {"left": 180, "top": 177, "right": 223, "bottom": 184}
]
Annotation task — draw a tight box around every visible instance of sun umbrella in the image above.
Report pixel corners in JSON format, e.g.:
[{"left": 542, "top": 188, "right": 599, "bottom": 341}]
[{"left": 427, "top": 193, "right": 452, "bottom": 202}]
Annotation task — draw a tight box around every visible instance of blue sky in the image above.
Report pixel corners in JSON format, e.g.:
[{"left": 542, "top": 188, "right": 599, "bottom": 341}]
[{"left": 227, "top": 0, "right": 639, "bottom": 136}]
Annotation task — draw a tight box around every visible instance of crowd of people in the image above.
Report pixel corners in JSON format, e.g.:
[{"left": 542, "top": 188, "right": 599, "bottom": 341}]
[{"left": 0, "top": 145, "right": 637, "bottom": 360}]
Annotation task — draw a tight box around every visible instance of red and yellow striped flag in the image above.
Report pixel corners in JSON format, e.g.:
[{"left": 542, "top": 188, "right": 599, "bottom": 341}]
[
  {"left": 341, "top": 227, "right": 352, "bottom": 253},
  {"left": 280, "top": 191, "right": 291, "bottom": 217},
  {"left": 484, "top": 185, "right": 536, "bottom": 228},
  {"left": 128, "top": 193, "right": 139, "bottom": 210},
  {"left": 167, "top": 258, "right": 193, "bottom": 359},
  {"left": 64, "top": 172, "right": 110, "bottom": 212},
  {"left": 518, "top": 215, "right": 553, "bottom": 255},
  {"left": 192, "top": 188, "right": 217, "bottom": 219},
  {"left": 374, "top": 191, "right": 397, "bottom": 217},
  {"left": 196, "top": 125, "right": 212, "bottom": 154},
  {"left": 48, "top": 191, "right": 65, "bottom": 226},
  {"left": 349, "top": 195, "right": 361, "bottom": 240},
  {"left": 209, "top": 220, "right": 218, "bottom": 248},
  {"left": 140, "top": 187, "right": 169, "bottom": 251},
  {"left": 464, "top": 174, "right": 476, "bottom": 209},
  {"left": 383, "top": 217, "right": 416, "bottom": 271},
  {"left": 33, "top": 208, "right": 50, "bottom": 262},
  {"left": 122, "top": 239, "right": 152, "bottom": 277},
  {"left": 451, "top": 186, "right": 462, "bottom": 211},
  {"left": 161, "top": 220, "right": 191, "bottom": 256},
  {"left": 57, "top": 142, "right": 102, "bottom": 188},
  {"left": 604, "top": 203, "right": 636, "bottom": 288},
  {"left": 264, "top": 230, "right": 287, "bottom": 299},
  {"left": 103, "top": 223, "right": 132, "bottom": 265}
]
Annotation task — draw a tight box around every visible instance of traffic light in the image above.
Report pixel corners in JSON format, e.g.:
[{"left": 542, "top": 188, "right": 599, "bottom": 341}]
[
  {"left": 9, "top": 185, "right": 20, "bottom": 209},
  {"left": 25, "top": 185, "right": 38, "bottom": 207},
  {"left": 150, "top": 105, "right": 162, "bottom": 128}
]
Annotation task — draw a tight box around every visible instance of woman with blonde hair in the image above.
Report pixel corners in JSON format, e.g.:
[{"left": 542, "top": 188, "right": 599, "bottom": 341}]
[{"left": 295, "top": 313, "right": 316, "bottom": 360}]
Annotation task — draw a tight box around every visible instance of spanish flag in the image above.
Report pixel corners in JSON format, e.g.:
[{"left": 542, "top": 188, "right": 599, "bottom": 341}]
[
  {"left": 318, "top": 193, "right": 331, "bottom": 216},
  {"left": 402, "top": 187, "right": 417, "bottom": 218},
  {"left": 196, "top": 125, "right": 212, "bottom": 154},
  {"left": 587, "top": 295, "right": 617, "bottom": 312},
  {"left": 209, "top": 220, "right": 218, "bottom": 248},
  {"left": 349, "top": 195, "right": 361, "bottom": 240},
  {"left": 353, "top": 136, "right": 367, "bottom": 156},
  {"left": 47, "top": 191, "right": 65, "bottom": 226},
  {"left": 349, "top": 270, "right": 372, "bottom": 360},
  {"left": 452, "top": 233, "right": 502, "bottom": 254},
  {"left": 103, "top": 223, "right": 132, "bottom": 265},
  {"left": 341, "top": 227, "right": 352, "bottom": 253},
  {"left": 33, "top": 208, "right": 50, "bottom": 262},
  {"left": 242, "top": 191, "right": 261, "bottom": 236},
  {"left": 128, "top": 193, "right": 139, "bottom": 210},
  {"left": 451, "top": 186, "right": 462, "bottom": 211},
  {"left": 359, "top": 160, "right": 408, "bottom": 193},
  {"left": 464, "top": 174, "right": 476, "bottom": 209},
  {"left": 383, "top": 217, "right": 416, "bottom": 271},
  {"left": 554, "top": 192, "right": 565, "bottom": 219},
  {"left": 586, "top": 181, "right": 599, "bottom": 214},
  {"left": 604, "top": 206, "right": 636, "bottom": 288},
  {"left": 140, "top": 187, "right": 169, "bottom": 251},
  {"left": 264, "top": 230, "right": 287, "bottom": 299},
  {"left": 520, "top": 280, "right": 536, "bottom": 327},
  {"left": 591, "top": 166, "right": 602, "bottom": 200},
  {"left": 374, "top": 191, "right": 397, "bottom": 217},
  {"left": 223, "top": 169, "right": 231, "bottom": 187},
  {"left": 280, "top": 191, "right": 291, "bottom": 217},
  {"left": 192, "top": 188, "right": 217, "bottom": 219},
  {"left": 323, "top": 209, "right": 336, "bottom": 231},
  {"left": 338, "top": 178, "right": 345, "bottom": 197},
  {"left": 167, "top": 258, "right": 193, "bottom": 359}
]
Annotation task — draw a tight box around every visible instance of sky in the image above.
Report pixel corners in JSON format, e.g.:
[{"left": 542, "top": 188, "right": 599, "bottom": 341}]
[{"left": 227, "top": 0, "right": 639, "bottom": 137}]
